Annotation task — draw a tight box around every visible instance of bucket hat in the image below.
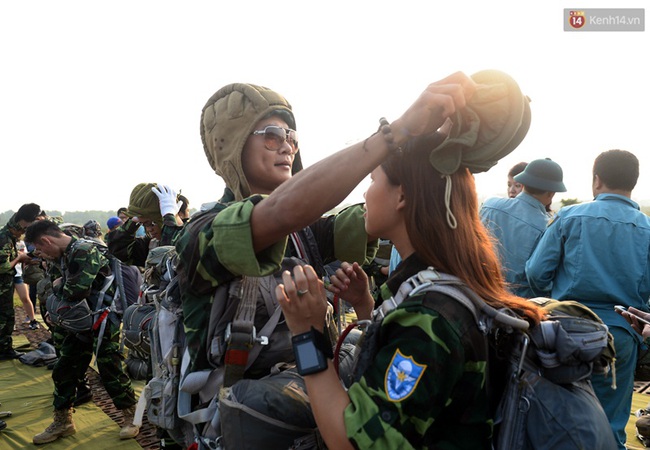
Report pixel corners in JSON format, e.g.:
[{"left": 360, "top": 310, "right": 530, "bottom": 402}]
[{"left": 514, "top": 158, "right": 567, "bottom": 192}]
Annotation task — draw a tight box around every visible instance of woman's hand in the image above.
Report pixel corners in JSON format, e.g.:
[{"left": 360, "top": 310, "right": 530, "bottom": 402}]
[
  {"left": 391, "top": 71, "right": 477, "bottom": 145},
  {"left": 276, "top": 265, "right": 328, "bottom": 335},
  {"left": 328, "top": 262, "right": 375, "bottom": 321}
]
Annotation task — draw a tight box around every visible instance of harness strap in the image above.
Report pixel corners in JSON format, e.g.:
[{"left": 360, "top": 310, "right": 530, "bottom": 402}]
[
  {"left": 374, "top": 268, "right": 529, "bottom": 332},
  {"left": 223, "top": 276, "right": 260, "bottom": 387},
  {"left": 112, "top": 257, "right": 127, "bottom": 313},
  {"left": 92, "top": 273, "right": 115, "bottom": 365}
]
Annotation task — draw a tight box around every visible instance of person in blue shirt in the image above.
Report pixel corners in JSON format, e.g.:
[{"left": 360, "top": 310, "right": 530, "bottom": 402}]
[
  {"left": 526, "top": 149, "right": 650, "bottom": 449},
  {"left": 479, "top": 158, "right": 566, "bottom": 297},
  {"left": 507, "top": 161, "right": 528, "bottom": 198}
]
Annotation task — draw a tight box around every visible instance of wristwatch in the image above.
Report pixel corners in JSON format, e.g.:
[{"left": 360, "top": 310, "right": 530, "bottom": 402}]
[{"left": 292, "top": 327, "right": 333, "bottom": 376}]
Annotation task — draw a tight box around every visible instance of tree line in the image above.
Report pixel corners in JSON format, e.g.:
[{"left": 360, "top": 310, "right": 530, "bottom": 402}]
[
  {"left": 0, "top": 210, "right": 118, "bottom": 232},
  {"left": 3, "top": 202, "right": 650, "bottom": 230}
]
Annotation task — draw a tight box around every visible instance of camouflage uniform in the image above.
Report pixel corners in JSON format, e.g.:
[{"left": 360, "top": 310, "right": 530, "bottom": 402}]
[
  {"left": 107, "top": 213, "right": 183, "bottom": 267},
  {"left": 51, "top": 236, "right": 135, "bottom": 410},
  {"left": 0, "top": 220, "right": 19, "bottom": 354},
  {"left": 175, "top": 188, "right": 376, "bottom": 374},
  {"left": 344, "top": 254, "right": 492, "bottom": 449}
]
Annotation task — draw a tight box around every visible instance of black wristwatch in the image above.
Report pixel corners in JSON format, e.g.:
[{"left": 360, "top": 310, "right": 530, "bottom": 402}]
[{"left": 292, "top": 327, "right": 333, "bottom": 376}]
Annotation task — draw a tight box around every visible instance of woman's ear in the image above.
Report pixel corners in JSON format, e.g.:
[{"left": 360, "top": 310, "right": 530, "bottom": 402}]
[{"left": 396, "top": 185, "right": 406, "bottom": 211}]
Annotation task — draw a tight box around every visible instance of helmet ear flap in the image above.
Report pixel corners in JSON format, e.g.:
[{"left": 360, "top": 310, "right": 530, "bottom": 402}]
[{"left": 200, "top": 83, "right": 297, "bottom": 200}]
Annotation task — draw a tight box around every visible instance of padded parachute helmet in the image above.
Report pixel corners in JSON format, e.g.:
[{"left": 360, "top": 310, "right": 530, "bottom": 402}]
[
  {"left": 200, "top": 83, "right": 302, "bottom": 201},
  {"left": 399, "top": 69, "right": 533, "bottom": 229},
  {"left": 427, "top": 69, "right": 532, "bottom": 175}
]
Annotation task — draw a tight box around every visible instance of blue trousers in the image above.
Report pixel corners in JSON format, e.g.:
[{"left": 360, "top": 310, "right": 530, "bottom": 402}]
[{"left": 591, "top": 325, "right": 637, "bottom": 450}]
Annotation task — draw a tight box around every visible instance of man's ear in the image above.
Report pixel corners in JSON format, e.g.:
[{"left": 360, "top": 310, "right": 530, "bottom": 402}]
[{"left": 593, "top": 174, "right": 604, "bottom": 191}]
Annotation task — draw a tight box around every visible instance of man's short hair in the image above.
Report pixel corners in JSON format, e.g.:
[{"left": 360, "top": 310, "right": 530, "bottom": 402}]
[
  {"left": 15, "top": 203, "right": 43, "bottom": 223},
  {"left": 508, "top": 161, "right": 528, "bottom": 178},
  {"left": 524, "top": 186, "right": 548, "bottom": 196},
  {"left": 593, "top": 149, "right": 639, "bottom": 191},
  {"left": 24, "top": 219, "right": 63, "bottom": 244},
  {"left": 117, "top": 207, "right": 128, "bottom": 216}
]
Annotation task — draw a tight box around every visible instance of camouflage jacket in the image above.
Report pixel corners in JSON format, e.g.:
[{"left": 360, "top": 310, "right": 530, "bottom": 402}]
[
  {"left": 107, "top": 213, "right": 183, "bottom": 267},
  {"left": 175, "top": 188, "right": 376, "bottom": 294},
  {"left": 345, "top": 254, "right": 492, "bottom": 449},
  {"left": 57, "top": 236, "right": 113, "bottom": 302},
  {"left": 175, "top": 188, "right": 377, "bottom": 374},
  {"left": 0, "top": 225, "right": 18, "bottom": 287}
]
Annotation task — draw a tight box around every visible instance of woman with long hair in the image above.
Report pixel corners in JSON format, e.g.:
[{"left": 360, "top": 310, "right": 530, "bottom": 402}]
[{"left": 274, "top": 114, "right": 543, "bottom": 447}]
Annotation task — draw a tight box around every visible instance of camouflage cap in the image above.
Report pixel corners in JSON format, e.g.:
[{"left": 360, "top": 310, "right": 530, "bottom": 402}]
[
  {"left": 200, "top": 83, "right": 303, "bottom": 201},
  {"left": 128, "top": 183, "right": 163, "bottom": 223},
  {"left": 83, "top": 219, "right": 102, "bottom": 238}
]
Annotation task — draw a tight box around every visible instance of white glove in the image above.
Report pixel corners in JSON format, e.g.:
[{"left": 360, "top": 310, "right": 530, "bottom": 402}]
[{"left": 152, "top": 184, "right": 181, "bottom": 216}]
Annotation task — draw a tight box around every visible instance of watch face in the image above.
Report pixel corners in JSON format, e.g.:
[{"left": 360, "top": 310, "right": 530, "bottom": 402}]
[
  {"left": 294, "top": 337, "right": 328, "bottom": 375},
  {"left": 295, "top": 340, "right": 322, "bottom": 370}
]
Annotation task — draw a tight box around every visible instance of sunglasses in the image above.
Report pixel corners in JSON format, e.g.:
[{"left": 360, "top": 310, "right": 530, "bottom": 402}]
[{"left": 251, "top": 126, "right": 299, "bottom": 152}]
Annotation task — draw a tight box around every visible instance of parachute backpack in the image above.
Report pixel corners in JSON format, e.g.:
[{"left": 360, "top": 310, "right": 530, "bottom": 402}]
[
  {"left": 121, "top": 245, "right": 174, "bottom": 380},
  {"left": 131, "top": 204, "right": 333, "bottom": 450},
  {"left": 134, "top": 245, "right": 195, "bottom": 446},
  {"left": 367, "top": 267, "right": 617, "bottom": 450}
]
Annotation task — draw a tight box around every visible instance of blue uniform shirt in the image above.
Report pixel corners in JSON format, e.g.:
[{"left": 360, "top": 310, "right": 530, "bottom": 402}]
[
  {"left": 526, "top": 193, "right": 650, "bottom": 336},
  {"left": 480, "top": 192, "right": 551, "bottom": 297}
]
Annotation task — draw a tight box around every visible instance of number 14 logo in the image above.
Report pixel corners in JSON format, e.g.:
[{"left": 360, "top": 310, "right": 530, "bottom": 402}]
[{"left": 569, "top": 10, "right": 586, "bottom": 29}]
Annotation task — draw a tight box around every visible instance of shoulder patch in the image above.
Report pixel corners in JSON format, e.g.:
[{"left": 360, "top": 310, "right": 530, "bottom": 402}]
[{"left": 385, "top": 349, "right": 427, "bottom": 402}]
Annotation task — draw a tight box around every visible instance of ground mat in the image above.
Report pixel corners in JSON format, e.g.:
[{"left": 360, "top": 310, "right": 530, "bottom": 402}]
[{"left": 0, "top": 353, "right": 142, "bottom": 449}]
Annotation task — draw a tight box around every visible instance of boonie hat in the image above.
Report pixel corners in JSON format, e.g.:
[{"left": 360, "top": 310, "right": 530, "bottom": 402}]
[{"left": 514, "top": 158, "right": 567, "bottom": 192}]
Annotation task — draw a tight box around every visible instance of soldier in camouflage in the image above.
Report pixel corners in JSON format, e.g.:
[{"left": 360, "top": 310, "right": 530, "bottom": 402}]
[
  {"left": 0, "top": 214, "right": 33, "bottom": 360},
  {"left": 24, "top": 220, "right": 139, "bottom": 445},
  {"left": 33, "top": 223, "right": 94, "bottom": 404},
  {"left": 272, "top": 71, "right": 544, "bottom": 448},
  {"left": 107, "top": 183, "right": 185, "bottom": 267},
  {"left": 175, "top": 82, "right": 377, "bottom": 379}
]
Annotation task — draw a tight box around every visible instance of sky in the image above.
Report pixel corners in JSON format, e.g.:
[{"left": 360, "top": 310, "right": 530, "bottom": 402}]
[{"left": 1, "top": 1, "right": 648, "bottom": 214}]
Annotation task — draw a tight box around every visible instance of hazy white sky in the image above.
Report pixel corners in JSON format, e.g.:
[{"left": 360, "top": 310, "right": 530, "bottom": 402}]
[{"left": 1, "top": 1, "right": 648, "bottom": 214}]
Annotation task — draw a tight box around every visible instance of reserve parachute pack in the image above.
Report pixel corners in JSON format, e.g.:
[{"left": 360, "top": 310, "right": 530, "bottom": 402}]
[
  {"left": 376, "top": 268, "right": 617, "bottom": 450},
  {"left": 176, "top": 254, "right": 329, "bottom": 450},
  {"left": 45, "top": 238, "right": 141, "bottom": 334}
]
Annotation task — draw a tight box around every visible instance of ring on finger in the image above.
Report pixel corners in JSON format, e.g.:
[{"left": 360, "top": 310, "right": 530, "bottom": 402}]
[{"left": 297, "top": 289, "right": 309, "bottom": 297}]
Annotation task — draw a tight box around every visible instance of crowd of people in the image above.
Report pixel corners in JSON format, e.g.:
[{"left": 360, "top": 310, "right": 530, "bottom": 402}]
[{"left": 1, "top": 69, "right": 649, "bottom": 450}]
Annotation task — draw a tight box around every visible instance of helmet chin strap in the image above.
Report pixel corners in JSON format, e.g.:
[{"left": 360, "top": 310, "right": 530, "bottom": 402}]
[{"left": 442, "top": 174, "right": 457, "bottom": 229}]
